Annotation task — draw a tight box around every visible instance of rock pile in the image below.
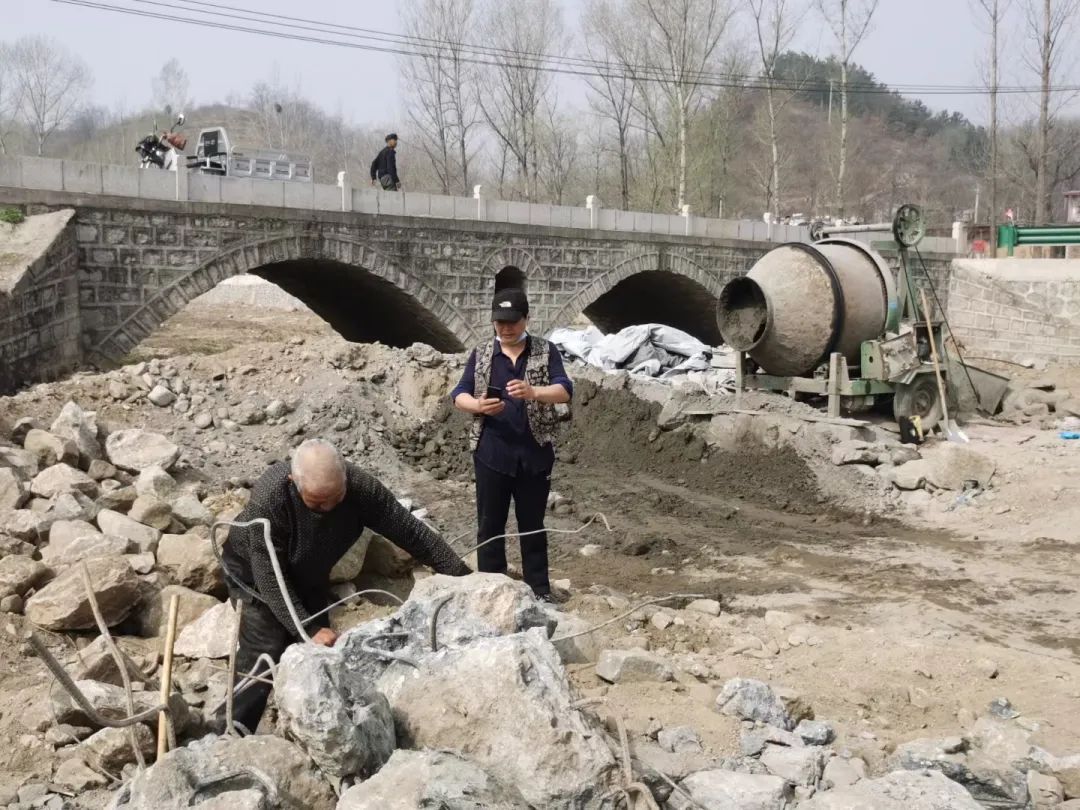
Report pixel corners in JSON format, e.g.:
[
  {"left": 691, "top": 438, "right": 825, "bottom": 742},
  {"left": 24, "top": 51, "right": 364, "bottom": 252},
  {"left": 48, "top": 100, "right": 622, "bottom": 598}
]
[{"left": 831, "top": 438, "right": 997, "bottom": 494}]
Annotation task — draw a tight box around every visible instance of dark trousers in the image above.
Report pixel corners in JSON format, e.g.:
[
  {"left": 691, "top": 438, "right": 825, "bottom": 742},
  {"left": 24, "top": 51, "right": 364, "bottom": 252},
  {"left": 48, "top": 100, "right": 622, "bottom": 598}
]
[
  {"left": 225, "top": 589, "right": 327, "bottom": 733},
  {"left": 228, "top": 597, "right": 290, "bottom": 734},
  {"left": 474, "top": 458, "right": 552, "bottom": 595}
]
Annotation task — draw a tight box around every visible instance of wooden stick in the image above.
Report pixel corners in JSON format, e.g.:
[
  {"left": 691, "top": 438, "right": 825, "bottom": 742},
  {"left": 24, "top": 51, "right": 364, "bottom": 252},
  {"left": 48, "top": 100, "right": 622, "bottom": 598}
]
[
  {"left": 225, "top": 600, "right": 243, "bottom": 736},
  {"left": 79, "top": 564, "right": 147, "bottom": 771},
  {"left": 157, "top": 594, "right": 180, "bottom": 758},
  {"left": 919, "top": 288, "right": 953, "bottom": 433}
]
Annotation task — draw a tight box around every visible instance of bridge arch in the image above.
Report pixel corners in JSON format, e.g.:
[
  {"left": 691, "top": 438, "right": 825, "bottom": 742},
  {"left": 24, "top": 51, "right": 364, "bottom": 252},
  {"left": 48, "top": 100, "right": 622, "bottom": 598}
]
[
  {"left": 551, "top": 252, "right": 725, "bottom": 344},
  {"left": 91, "top": 233, "right": 471, "bottom": 361}
]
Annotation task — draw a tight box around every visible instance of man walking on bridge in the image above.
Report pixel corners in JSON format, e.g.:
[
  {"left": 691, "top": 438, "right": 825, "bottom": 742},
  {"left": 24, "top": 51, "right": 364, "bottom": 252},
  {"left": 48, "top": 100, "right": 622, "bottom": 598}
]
[
  {"left": 451, "top": 288, "right": 573, "bottom": 601},
  {"left": 370, "top": 133, "right": 401, "bottom": 190}
]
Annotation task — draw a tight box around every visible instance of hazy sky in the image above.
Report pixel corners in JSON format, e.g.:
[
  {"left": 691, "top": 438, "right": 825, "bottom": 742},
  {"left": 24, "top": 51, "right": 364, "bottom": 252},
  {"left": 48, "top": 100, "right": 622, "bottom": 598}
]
[{"left": 8, "top": 0, "right": 1078, "bottom": 127}]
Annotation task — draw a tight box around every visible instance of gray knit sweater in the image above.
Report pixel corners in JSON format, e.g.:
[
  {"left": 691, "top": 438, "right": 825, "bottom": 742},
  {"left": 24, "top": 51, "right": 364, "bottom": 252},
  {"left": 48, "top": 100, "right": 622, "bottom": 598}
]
[{"left": 223, "top": 461, "right": 470, "bottom": 638}]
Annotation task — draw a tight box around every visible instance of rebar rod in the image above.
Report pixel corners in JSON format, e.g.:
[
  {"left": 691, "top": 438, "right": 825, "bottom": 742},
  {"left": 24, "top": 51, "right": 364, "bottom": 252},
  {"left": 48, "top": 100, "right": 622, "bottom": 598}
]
[
  {"left": 25, "top": 631, "right": 167, "bottom": 728},
  {"left": 79, "top": 563, "right": 146, "bottom": 770}
]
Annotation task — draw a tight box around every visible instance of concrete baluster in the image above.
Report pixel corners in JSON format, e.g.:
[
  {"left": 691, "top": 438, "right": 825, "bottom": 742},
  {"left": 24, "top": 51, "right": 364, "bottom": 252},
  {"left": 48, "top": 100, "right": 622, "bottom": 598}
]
[{"left": 338, "top": 171, "right": 353, "bottom": 213}]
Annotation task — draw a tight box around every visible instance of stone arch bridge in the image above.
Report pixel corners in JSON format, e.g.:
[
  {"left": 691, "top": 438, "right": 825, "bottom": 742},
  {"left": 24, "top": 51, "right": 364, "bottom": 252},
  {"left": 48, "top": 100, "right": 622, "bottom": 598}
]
[
  {"left": 0, "top": 190, "right": 775, "bottom": 389},
  {"left": 0, "top": 174, "right": 954, "bottom": 392}
]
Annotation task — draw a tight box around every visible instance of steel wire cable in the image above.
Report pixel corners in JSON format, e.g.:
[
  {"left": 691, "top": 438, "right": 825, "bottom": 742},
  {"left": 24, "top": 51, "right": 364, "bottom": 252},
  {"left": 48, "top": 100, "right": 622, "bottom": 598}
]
[{"left": 50, "top": 0, "right": 1080, "bottom": 97}]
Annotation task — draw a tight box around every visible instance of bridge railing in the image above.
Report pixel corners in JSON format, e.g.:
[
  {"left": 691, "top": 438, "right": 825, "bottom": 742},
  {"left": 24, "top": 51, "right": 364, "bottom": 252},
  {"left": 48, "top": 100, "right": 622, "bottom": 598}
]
[{"left": 0, "top": 155, "right": 960, "bottom": 253}]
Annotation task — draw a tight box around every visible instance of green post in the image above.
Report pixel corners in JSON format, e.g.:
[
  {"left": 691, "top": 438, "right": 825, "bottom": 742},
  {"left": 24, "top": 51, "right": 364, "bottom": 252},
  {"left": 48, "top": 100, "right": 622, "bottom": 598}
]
[{"left": 997, "top": 223, "right": 1018, "bottom": 257}]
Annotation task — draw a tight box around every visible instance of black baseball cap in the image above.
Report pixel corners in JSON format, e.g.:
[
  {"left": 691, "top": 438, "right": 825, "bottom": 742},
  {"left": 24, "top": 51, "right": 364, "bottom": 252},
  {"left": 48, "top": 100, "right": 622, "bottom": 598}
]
[{"left": 492, "top": 288, "right": 529, "bottom": 322}]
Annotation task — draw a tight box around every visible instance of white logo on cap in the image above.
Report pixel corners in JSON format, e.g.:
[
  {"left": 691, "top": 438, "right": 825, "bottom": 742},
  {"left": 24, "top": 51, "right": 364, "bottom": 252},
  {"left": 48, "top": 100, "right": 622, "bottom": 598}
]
[{"left": 499, "top": 301, "right": 512, "bottom": 308}]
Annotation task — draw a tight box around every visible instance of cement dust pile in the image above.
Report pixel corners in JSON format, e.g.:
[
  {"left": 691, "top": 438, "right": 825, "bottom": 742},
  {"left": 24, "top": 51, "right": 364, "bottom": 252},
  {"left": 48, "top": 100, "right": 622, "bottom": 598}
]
[{"left": 0, "top": 321, "right": 1078, "bottom": 809}]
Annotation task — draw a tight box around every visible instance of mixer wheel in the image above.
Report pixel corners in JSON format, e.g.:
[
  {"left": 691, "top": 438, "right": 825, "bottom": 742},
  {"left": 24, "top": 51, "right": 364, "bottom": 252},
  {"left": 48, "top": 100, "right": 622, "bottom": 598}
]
[{"left": 893, "top": 376, "right": 942, "bottom": 431}]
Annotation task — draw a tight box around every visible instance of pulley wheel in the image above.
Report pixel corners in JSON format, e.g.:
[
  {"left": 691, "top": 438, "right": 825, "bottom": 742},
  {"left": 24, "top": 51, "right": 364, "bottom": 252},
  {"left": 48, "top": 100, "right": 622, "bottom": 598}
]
[{"left": 892, "top": 204, "right": 925, "bottom": 247}]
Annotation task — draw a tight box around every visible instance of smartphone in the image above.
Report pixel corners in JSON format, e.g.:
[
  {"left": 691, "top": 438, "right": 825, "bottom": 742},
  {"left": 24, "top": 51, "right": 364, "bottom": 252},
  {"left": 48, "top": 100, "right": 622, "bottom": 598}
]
[{"left": 485, "top": 384, "right": 503, "bottom": 400}]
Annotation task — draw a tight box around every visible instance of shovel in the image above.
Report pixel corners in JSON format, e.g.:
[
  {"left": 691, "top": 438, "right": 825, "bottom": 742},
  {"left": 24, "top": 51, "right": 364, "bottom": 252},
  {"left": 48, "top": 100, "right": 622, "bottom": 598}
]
[{"left": 919, "top": 288, "right": 968, "bottom": 443}]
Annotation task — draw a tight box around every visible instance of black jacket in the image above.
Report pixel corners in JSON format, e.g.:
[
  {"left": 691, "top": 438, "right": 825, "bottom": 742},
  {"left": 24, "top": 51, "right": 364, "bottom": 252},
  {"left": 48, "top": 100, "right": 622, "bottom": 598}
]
[
  {"left": 223, "top": 461, "right": 469, "bottom": 638},
  {"left": 370, "top": 146, "right": 398, "bottom": 184}
]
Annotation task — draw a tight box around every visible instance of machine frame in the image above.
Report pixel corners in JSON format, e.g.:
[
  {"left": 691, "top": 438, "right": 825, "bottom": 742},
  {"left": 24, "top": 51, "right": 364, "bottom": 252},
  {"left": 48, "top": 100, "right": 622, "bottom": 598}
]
[{"left": 733, "top": 205, "right": 948, "bottom": 424}]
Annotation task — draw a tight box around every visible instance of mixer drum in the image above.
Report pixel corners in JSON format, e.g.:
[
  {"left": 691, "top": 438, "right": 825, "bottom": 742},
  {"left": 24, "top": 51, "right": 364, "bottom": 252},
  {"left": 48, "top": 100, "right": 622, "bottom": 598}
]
[{"left": 716, "top": 238, "right": 897, "bottom": 377}]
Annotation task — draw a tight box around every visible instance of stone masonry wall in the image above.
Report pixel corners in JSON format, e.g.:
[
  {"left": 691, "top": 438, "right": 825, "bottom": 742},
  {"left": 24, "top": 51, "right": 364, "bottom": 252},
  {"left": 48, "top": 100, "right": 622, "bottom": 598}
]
[
  {"left": 946, "top": 259, "right": 1080, "bottom": 366},
  {"left": 0, "top": 212, "right": 81, "bottom": 393},
  {"left": 63, "top": 199, "right": 766, "bottom": 361},
  {"left": 0, "top": 188, "right": 959, "bottom": 389}
]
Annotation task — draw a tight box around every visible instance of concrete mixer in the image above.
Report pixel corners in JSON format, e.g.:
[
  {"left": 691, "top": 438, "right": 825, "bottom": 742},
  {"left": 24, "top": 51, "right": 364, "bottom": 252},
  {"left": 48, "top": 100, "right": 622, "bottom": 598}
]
[{"left": 716, "top": 204, "right": 949, "bottom": 426}]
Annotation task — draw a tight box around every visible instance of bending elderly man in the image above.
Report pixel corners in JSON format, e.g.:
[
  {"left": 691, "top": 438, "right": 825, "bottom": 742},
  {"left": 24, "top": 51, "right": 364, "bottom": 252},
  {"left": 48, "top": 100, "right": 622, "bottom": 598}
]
[{"left": 218, "top": 438, "right": 470, "bottom": 733}]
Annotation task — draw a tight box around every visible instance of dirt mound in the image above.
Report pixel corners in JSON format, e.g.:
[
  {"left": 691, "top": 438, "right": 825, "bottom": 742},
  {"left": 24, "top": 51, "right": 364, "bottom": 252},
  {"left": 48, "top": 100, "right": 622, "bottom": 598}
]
[{"left": 565, "top": 380, "right": 821, "bottom": 512}]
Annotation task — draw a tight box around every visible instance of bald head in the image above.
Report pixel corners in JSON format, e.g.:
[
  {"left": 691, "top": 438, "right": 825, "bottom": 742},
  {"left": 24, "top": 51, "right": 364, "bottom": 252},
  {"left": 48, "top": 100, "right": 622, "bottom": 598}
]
[{"left": 289, "top": 439, "right": 347, "bottom": 512}]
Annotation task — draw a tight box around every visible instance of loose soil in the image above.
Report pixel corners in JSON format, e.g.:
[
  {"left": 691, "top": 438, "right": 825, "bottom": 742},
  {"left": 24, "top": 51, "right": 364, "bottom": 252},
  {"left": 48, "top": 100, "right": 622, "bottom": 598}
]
[{"left": 2, "top": 306, "right": 1079, "bottom": 803}]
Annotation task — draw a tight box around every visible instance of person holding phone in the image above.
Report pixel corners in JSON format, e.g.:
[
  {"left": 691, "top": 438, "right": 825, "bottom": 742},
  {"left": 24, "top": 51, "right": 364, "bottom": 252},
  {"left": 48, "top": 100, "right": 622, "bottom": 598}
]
[{"left": 451, "top": 288, "right": 573, "bottom": 601}]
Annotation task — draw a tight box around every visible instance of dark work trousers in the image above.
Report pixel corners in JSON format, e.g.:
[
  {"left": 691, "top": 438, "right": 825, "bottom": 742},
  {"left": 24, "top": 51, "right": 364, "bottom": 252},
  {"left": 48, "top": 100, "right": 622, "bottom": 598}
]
[
  {"left": 474, "top": 457, "right": 552, "bottom": 595},
  {"left": 225, "top": 589, "right": 327, "bottom": 734}
]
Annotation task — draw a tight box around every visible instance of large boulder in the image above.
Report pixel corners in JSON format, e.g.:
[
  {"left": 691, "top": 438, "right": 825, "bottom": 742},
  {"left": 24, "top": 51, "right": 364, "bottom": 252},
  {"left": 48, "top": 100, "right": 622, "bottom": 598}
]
[
  {"left": 134, "top": 584, "right": 219, "bottom": 638},
  {"left": 30, "top": 464, "right": 99, "bottom": 499},
  {"left": 79, "top": 725, "right": 155, "bottom": 772},
  {"left": 134, "top": 466, "right": 178, "bottom": 501},
  {"left": 549, "top": 610, "right": 600, "bottom": 664},
  {"left": 0, "top": 468, "right": 27, "bottom": 510},
  {"left": 105, "top": 430, "right": 180, "bottom": 473},
  {"left": 156, "top": 533, "right": 223, "bottom": 594},
  {"left": 893, "top": 735, "right": 1029, "bottom": 807},
  {"left": 0, "top": 555, "right": 49, "bottom": 597},
  {"left": 0, "top": 508, "right": 50, "bottom": 542},
  {"left": 49, "top": 518, "right": 99, "bottom": 547},
  {"left": 396, "top": 573, "right": 553, "bottom": 647},
  {"left": 107, "top": 734, "right": 336, "bottom": 809},
  {"left": 51, "top": 679, "right": 187, "bottom": 731},
  {"left": 127, "top": 495, "right": 173, "bottom": 531},
  {"left": 800, "top": 769, "right": 983, "bottom": 809},
  {"left": 274, "top": 644, "right": 395, "bottom": 779},
  {"left": 41, "top": 530, "right": 131, "bottom": 568},
  {"left": 329, "top": 534, "right": 371, "bottom": 583},
  {"left": 667, "top": 770, "right": 792, "bottom": 810},
  {"left": 378, "top": 627, "right": 616, "bottom": 807},
  {"left": 97, "top": 509, "right": 161, "bottom": 554},
  {"left": 75, "top": 635, "right": 155, "bottom": 686},
  {"left": 336, "top": 749, "right": 531, "bottom": 809},
  {"left": 714, "top": 678, "right": 810, "bottom": 731},
  {"left": 24, "top": 556, "right": 139, "bottom": 630},
  {"left": 0, "top": 445, "right": 39, "bottom": 480},
  {"left": 50, "top": 402, "right": 103, "bottom": 467},
  {"left": 921, "top": 444, "right": 996, "bottom": 491},
  {"left": 24, "top": 429, "right": 78, "bottom": 469},
  {"left": 596, "top": 649, "right": 674, "bottom": 683},
  {"left": 174, "top": 601, "right": 236, "bottom": 659},
  {"left": 170, "top": 494, "right": 213, "bottom": 528}
]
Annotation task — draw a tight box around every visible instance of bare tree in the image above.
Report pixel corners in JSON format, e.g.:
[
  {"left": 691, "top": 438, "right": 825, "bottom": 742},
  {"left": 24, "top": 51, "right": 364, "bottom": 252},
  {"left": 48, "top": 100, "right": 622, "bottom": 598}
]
[
  {"left": 11, "top": 35, "right": 91, "bottom": 156},
  {"left": 815, "top": 0, "right": 879, "bottom": 217},
  {"left": 582, "top": 0, "right": 637, "bottom": 208},
  {"left": 151, "top": 58, "right": 192, "bottom": 117},
  {"left": 400, "top": 0, "right": 481, "bottom": 194},
  {"left": 538, "top": 99, "right": 580, "bottom": 204},
  {"left": 627, "top": 0, "right": 735, "bottom": 210},
  {"left": 1022, "top": 0, "right": 1079, "bottom": 223},
  {"left": 748, "top": 0, "right": 805, "bottom": 218},
  {"left": 973, "top": 0, "right": 1011, "bottom": 248},
  {"left": 0, "top": 43, "right": 24, "bottom": 155},
  {"left": 479, "top": 0, "right": 567, "bottom": 200}
]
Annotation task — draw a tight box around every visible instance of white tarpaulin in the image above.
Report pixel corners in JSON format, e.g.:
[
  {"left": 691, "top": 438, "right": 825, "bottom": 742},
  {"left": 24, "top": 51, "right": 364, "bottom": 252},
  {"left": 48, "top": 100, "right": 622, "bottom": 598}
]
[{"left": 548, "top": 324, "right": 714, "bottom": 379}]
